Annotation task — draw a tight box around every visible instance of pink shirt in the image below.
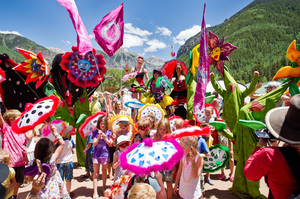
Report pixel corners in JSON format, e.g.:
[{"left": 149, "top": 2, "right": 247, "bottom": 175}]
[
  {"left": 0, "top": 123, "right": 27, "bottom": 167},
  {"left": 244, "top": 146, "right": 298, "bottom": 199}
]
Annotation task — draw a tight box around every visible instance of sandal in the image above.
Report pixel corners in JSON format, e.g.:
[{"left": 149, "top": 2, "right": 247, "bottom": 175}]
[{"left": 81, "top": 174, "right": 90, "bottom": 178}]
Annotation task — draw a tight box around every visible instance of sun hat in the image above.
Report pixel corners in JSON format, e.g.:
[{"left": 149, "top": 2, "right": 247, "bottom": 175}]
[
  {"left": 265, "top": 81, "right": 279, "bottom": 89},
  {"left": 265, "top": 94, "right": 300, "bottom": 145},
  {"left": 117, "top": 117, "right": 130, "bottom": 124},
  {"left": 116, "top": 135, "right": 130, "bottom": 145},
  {"left": 153, "top": 68, "right": 162, "bottom": 75}
]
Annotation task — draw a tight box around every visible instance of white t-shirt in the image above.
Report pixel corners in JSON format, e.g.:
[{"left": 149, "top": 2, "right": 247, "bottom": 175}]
[{"left": 57, "top": 138, "right": 75, "bottom": 164}]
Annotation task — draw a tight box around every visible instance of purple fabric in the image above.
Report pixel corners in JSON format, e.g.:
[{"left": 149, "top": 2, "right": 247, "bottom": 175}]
[
  {"left": 194, "top": 3, "right": 210, "bottom": 120},
  {"left": 57, "top": 0, "right": 93, "bottom": 55},
  {"left": 92, "top": 129, "right": 113, "bottom": 159},
  {"left": 93, "top": 3, "right": 124, "bottom": 57},
  {"left": 24, "top": 164, "right": 51, "bottom": 178}
]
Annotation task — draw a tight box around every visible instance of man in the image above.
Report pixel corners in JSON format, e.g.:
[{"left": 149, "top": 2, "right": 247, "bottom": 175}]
[{"left": 244, "top": 94, "right": 300, "bottom": 199}]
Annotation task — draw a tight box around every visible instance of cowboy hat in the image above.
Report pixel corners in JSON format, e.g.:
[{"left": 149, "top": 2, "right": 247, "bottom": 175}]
[{"left": 265, "top": 94, "right": 300, "bottom": 145}]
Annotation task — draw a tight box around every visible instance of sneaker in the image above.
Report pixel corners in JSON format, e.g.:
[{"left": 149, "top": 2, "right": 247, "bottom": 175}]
[
  {"left": 218, "top": 174, "right": 225, "bottom": 180},
  {"left": 206, "top": 178, "right": 214, "bottom": 185},
  {"left": 230, "top": 175, "right": 234, "bottom": 182}
]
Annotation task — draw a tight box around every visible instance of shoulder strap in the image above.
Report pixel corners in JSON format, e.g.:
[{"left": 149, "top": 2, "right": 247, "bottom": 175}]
[{"left": 279, "top": 147, "right": 300, "bottom": 186}]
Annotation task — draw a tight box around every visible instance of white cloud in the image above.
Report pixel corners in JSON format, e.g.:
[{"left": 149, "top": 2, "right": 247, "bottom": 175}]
[
  {"left": 125, "top": 23, "right": 152, "bottom": 37},
  {"left": 0, "top": 30, "right": 22, "bottom": 36},
  {"left": 155, "top": 26, "right": 172, "bottom": 37},
  {"left": 173, "top": 24, "right": 211, "bottom": 45},
  {"left": 61, "top": 40, "right": 71, "bottom": 45},
  {"left": 123, "top": 34, "right": 148, "bottom": 48},
  {"left": 144, "top": 39, "right": 167, "bottom": 53}
]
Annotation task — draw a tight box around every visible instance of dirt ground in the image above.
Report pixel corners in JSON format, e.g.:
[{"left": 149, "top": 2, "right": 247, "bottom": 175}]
[{"left": 18, "top": 135, "right": 269, "bottom": 199}]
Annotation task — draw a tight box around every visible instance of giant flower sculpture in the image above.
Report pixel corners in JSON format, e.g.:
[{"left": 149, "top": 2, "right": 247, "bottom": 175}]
[
  {"left": 13, "top": 48, "right": 50, "bottom": 88},
  {"left": 208, "top": 31, "right": 237, "bottom": 76},
  {"left": 60, "top": 46, "right": 106, "bottom": 88}
]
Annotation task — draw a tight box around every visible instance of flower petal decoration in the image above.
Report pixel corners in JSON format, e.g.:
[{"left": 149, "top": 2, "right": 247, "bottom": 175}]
[
  {"left": 163, "top": 126, "right": 210, "bottom": 140},
  {"left": 138, "top": 104, "right": 165, "bottom": 127},
  {"left": 13, "top": 48, "right": 50, "bottom": 89},
  {"left": 60, "top": 46, "right": 106, "bottom": 88},
  {"left": 79, "top": 112, "right": 106, "bottom": 138},
  {"left": 108, "top": 115, "right": 137, "bottom": 135},
  {"left": 286, "top": 40, "right": 300, "bottom": 65},
  {"left": 208, "top": 31, "right": 237, "bottom": 76},
  {"left": 11, "top": 96, "right": 60, "bottom": 134},
  {"left": 120, "top": 138, "right": 184, "bottom": 176},
  {"left": 203, "top": 144, "right": 230, "bottom": 173}
]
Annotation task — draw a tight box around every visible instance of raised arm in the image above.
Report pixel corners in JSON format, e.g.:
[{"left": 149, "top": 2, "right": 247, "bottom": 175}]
[
  {"left": 243, "top": 71, "right": 259, "bottom": 98},
  {"left": 210, "top": 72, "right": 225, "bottom": 97},
  {"left": 50, "top": 125, "right": 65, "bottom": 161}
]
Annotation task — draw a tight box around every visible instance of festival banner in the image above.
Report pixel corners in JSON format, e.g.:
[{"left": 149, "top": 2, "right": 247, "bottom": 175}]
[
  {"left": 194, "top": 3, "right": 210, "bottom": 120},
  {"left": 57, "top": 0, "right": 93, "bottom": 55},
  {"left": 93, "top": 3, "right": 124, "bottom": 57}
]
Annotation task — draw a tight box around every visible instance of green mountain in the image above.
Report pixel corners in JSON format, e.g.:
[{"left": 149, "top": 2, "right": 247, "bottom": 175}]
[{"left": 177, "top": 0, "right": 300, "bottom": 83}]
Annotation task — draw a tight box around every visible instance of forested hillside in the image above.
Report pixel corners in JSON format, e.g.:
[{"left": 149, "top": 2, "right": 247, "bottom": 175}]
[{"left": 177, "top": 0, "right": 300, "bottom": 83}]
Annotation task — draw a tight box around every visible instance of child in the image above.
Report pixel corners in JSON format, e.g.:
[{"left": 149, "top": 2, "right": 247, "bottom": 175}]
[
  {"left": 146, "top": 115, "right": 157, "bottom": 139},
  {"left": 26, "top": 130, "right": 36, "bottom": 166},
  {"left": 92, "top": 116, "right": 113, "bottom": 198},
  {"left": 154, "top": 118, "right": 173, "bottom": 199},
  {"left": 0, "top": 110, "right": 27, "bottom": 199},
  {"left": 0, "top": 149, "right": 16, "bottom": 199},
  {"left": 29, "top": 124, "right": 70, "bottom": 198},
  {"left": 174, "top": 136, "right": 203, "bottom": 199},
  {"left": 174, "top": 119, "right": 184, "bottom": 130},
  {"left": 202, "top": 106, "right": 215, "bottom": 123},
  {"left": 56, "top": 127, "right": 75, "bottom": 196},
  {"left": 82, "top": 132, "right": 94, "bottom": 180},
  {"left": 115, "top": 117, "right": 133, "bottom": 141},
  {"left": 112, "top": 135, "right": 130, "bottom": 182},
  {"left": 132, "top": 119, "right": 151, "bottom": 143},
  {"left": 127, "top": 183, "right": 156, "bottom": 199}
]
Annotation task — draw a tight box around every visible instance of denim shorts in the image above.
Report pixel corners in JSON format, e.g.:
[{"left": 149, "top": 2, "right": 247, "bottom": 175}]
[
  {"left": 57, "top": 162, "right": 73, "bottom": 181},
  {"left": 85, "top": 153, "right": 94, "bottom": 173}
]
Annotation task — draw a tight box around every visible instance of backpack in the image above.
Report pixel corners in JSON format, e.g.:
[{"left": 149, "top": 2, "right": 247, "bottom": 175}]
[
  {"left": 123, "top": 175, "right": 151, "bottom": 199},
  {"left": 279, "top": 147, "right": 300, "bottom": 199}
]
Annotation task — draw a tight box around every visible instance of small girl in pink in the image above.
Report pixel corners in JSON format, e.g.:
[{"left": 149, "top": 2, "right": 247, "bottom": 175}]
[
  {"left": 174, "top": 136, "right": 203, "bottom": 199},
  {"left": 0, "top": 110, "right": 27, "bottom": 198}
]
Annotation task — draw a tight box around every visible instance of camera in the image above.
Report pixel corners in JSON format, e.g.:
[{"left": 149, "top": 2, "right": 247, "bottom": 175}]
[{"left": 254, "top": 128, "right": 277, "bottom": 142}]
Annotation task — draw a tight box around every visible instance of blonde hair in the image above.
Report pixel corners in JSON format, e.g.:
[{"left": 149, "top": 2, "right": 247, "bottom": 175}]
[
  {"left": 3, "top": 109, "right": 21, "bottom": 124},
  {"left": 146, "top": 115, "right": 156, "bottom": 129},
  {"left": 174, "top": 119, "right": 183, "bottom": 127},
  {"left": 205, "top": 106, "right": 214, "bottom": 115},
  {"left": 180, "top": 136, "right": 199, "bottom": 156},
  {"left": 155, "top": 118, "right": 171, "bottom": 140},
  {"left": 0, "top": 149, "right": 12, "bottom": 165},
  {"left": 136, "top": 119, "right": 151, "bottom": 137},
  {"left": 127, "top": 183, "right": 156, "bottom": 199}
]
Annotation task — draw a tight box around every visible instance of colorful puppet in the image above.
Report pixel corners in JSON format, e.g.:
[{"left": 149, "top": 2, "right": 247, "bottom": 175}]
[
  {"left": 13, "top": 48, "right": 50, "bottom": 89},
  {"left": 210, "top": 67, "right": 258, "bottom": 138},
  {"left": 208, "top": 31, "right": 237, "bottom": 76},
  {"left": 231, "top": 83, "right": 290, "bottom": 198},
  {"left": 120, "top": 138, "right": 184, "bottom": 176},
  {"left": 203, "top": 144, "right": 230, "bottom": 173},
  {"left": 60, "top": 46, "right": 106, "bottom": 88}
]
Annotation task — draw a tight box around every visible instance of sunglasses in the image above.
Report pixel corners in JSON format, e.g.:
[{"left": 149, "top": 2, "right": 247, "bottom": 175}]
[
  {"left": 138, "top": 126, "right": 149, "bottom": 131},
  {"left": 119, "top": 142, "right": 129, "bottom": 148}
]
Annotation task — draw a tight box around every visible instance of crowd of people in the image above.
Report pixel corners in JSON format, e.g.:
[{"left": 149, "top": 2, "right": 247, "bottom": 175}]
[{"left": 0, "top": 55, "right": 299, "bottom": 199}]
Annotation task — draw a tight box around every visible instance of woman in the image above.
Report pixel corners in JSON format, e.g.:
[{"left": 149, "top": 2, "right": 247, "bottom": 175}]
[
  {"left": 98, "top": 92, "right": 106, "bottom": 112},
  {"left": 126, "top": 56, "right": 149, "bottom": 100},
  {"left": 113, "top": 101, "right": 126, "bottom": 116},
  {"left": 170, "top": 63, "right": 187, "bottom": 119}
]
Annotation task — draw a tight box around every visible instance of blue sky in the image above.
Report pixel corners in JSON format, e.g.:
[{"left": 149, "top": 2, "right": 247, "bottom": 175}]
[{"left": 1, "top": 0, "right": 253, "bottom": 61}]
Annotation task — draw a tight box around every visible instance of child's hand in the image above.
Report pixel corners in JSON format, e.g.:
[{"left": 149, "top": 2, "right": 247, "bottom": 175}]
[
  {"left": 173, "top": 185, "right": 178, "bottom": 195},
  {"left": 49, "top": 125, "right": 58, "bottom": 135}
]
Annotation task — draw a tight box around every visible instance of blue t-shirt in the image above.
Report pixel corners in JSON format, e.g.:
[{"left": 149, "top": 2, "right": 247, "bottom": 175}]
[
  {"left": 198, "top": 136, "right": 209, "bottom": 154},
  {"left": 86, "top": 133, "right": 94, "bottom": 154},
  {"left": 92, "top": 129, "right": 113, "bottom": 159}
]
